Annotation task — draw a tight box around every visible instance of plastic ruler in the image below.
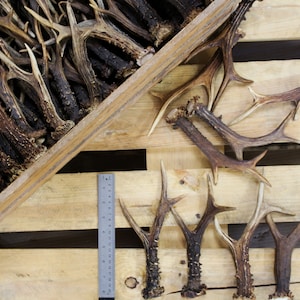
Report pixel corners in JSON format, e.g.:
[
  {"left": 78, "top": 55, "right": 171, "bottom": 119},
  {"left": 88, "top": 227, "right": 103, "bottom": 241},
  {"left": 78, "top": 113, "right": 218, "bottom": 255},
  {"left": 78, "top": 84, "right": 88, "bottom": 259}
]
[{"left": 98, "top": 174, "right": 115, "bottom": 300}]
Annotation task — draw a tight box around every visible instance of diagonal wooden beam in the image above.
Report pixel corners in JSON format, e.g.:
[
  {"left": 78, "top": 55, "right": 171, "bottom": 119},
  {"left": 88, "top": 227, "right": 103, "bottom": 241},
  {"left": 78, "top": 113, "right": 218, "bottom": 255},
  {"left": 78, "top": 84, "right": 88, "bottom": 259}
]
[{"left": 0, "top": 0, "right": 241, "bottom": 221}]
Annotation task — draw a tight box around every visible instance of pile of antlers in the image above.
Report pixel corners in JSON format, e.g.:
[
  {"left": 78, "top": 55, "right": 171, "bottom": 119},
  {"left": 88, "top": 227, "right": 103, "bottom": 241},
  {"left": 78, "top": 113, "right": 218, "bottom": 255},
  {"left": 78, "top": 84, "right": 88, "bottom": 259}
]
[{"left": 0, "top": 0, "right": 209, "bottom": 190}]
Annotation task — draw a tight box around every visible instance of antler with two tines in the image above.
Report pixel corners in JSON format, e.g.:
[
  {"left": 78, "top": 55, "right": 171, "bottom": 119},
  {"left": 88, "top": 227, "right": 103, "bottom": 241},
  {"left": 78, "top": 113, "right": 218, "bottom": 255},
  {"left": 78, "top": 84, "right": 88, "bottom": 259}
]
[{"left": 266, "top": 214, "right": 300, "bottom": 300}]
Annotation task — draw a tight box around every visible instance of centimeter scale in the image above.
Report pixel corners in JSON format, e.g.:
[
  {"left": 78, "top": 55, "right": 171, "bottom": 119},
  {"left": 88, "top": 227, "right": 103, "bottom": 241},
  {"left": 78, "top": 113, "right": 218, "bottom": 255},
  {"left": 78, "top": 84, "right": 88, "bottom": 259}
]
[{"left": 98, "top": 174, "right": 115, "bottom": 300}]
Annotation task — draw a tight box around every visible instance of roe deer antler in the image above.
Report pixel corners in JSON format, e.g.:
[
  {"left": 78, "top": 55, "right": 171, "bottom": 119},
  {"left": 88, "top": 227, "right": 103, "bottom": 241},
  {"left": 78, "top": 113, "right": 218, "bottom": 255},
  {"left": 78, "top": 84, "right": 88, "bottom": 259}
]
[
  {"left": 214, "top": 181, "right": 294, "bottom": 299},
  {"left": 266, "top": 214, "right": 300, "bottom": 300},
  {"left": 188, "top": 97, "right": 299, "bottom": 160},
  {"left": 171, "top": 175, "right": 235, "bottom": 297},
  {"left": 230, "top": 87, "right": 300, "bottom": 125},
  {"left": 119, "top": 161, "right": 183, "bottom": 299},
  {"left": 166, "top": 106, "right": 270, "bottom": 186}
]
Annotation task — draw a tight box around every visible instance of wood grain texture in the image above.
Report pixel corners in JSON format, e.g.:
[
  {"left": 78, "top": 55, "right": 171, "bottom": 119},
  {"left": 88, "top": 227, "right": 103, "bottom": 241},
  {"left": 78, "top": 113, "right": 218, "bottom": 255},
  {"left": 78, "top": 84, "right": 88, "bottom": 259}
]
[
  {"left": 239, "top": 0, "right": 300, "bottom": 41},
  {"left": 1, "top": 165, "right": 300, "bottom": 232},
  {"left": 0, "top": 248, "right": 299, "bottom": 300},
  {"left": 0, "top": 0, "right": 241, "bottom": 222}
]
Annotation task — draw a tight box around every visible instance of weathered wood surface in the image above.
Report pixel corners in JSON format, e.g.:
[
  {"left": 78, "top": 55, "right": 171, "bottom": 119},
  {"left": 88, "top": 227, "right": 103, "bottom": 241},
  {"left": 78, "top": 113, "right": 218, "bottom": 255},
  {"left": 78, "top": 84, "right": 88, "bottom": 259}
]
[
  {"left": 239, "top": 0, "right": 300, "bottom": 41},
  {"left": 0, "top": 248, "right": 299, "bottom": 300},
  {"left": 0, "top": 0, "right": 241, "bottom": 222},
  {"left": 1, "top": 165, "right": 299, "bottom": 232}
]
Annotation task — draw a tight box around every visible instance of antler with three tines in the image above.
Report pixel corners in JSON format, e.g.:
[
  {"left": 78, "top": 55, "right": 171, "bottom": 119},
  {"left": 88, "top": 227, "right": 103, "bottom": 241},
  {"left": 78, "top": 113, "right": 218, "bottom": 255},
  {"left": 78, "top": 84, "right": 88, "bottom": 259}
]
[
  {"left": 119, "top": 161, "right": 183, "bottom": 299},
  {"left": 171, "top": 175, "right": 235, "bottom": 297},
  {"left": 166, "top": 105, "right": 270, "bottom": 186}
]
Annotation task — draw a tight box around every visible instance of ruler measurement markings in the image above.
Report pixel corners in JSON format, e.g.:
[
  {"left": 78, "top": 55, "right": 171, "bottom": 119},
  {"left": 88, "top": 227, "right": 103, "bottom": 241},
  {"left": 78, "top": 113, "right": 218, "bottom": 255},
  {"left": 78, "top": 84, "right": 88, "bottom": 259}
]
[{"left": 98, "top": 174, "right": 115, "bottom": 300}]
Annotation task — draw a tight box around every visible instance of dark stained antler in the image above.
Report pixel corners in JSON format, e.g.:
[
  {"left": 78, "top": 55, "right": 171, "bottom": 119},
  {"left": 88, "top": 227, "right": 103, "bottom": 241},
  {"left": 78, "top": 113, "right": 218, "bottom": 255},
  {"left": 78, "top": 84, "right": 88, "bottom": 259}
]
[
  {"left": 26, "top": 2, "right": 155, "bottom": 66},
  {"left": 95, "top": 0, "right": 173, "bottom": 46},
  {"left": 215, "top": 181, "right": 294, "bottom": 300},
  {"left": 89, "top": 0, "right": 155, "bottom": 66},
  {"left": 119, "top": 161, "right": 183, "bottom": 299},
  {"left": 166, "top": 106, "right": 270, "bottom": 186},
  {"left": 94, "top": 0, "right": 153, "bottom": 42},
  {"left": 188, "top": 98, "right": 299, "bottom": 160},
  {"left": 0, "top": 64, "right": 46, "bottom": 139},
  {"left": 66, "top": 2, "right": 102, "bottom": 109},
  {"left": 86, "top": 39, "right": 136, "bottom": 79},
  {"left": 171, "top": 175, "right": 235, "bottom": 298},
  {"left": 266, "top": 214, "right": 300, "bottom": 299},
  {"left": 230, "top": 87, "right": 300, "bottom": 125},
  {"left": 0, "top": 103, "right": 44, "bottom": 163},
  {"left": 164, "top": 0, "right": 206, "bottom": 25},
  {"left": 0, "top": 46, "right": 74, "bottom": 140},
  {"left": 48, "top": 43, "right": 81, "bottom": 122}
]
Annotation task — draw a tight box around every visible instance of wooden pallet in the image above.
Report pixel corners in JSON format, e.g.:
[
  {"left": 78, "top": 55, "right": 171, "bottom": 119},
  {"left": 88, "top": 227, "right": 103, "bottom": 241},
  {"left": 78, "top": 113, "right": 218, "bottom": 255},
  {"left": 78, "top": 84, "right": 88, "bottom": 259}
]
[{"left": 0, "top": 1, "right": 300, "bottom": 299}]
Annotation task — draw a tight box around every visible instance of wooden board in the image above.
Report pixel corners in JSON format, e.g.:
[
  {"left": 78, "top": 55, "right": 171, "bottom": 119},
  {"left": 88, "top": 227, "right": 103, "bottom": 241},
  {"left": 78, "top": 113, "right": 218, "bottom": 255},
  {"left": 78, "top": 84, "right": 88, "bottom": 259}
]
[
  {"left": 0, "top": 248, "right": 299, "bottom": 300},
  {"left": 1, "top": 165, "right": 300, "bottom": 232}
]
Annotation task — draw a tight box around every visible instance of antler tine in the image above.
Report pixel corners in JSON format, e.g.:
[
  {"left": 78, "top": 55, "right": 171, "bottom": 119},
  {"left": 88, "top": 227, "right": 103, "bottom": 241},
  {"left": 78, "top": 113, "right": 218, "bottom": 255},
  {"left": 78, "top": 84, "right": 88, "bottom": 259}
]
[
  {"left": 148, "top": 50, "right": 222, "bottom": 136},
  {"left": 230, "top": 86, "right": 300, "bottom": 125},
  {"left": 166, "top": 107, "right": 270, "bottom": 186},
  {"left": 89, "top": 0, "right": 155, "bottom": 66},
  {"left": 92, "top": 0, "right": 153, "bottom": 42},
  {"left": 214, "top": 179, "right": 293, "bottom": 300},
  {"left": 209, "top": 0, "right": 258, "bottom": 111},
  {"left": 66, "top": 1, "right": 102, "bottom": 109},
  {"left": 190, "top": 100, "right": 299, "bottom": 160},
  {"left": 25, "top": 6, "right": 71, "bottom": 43}
]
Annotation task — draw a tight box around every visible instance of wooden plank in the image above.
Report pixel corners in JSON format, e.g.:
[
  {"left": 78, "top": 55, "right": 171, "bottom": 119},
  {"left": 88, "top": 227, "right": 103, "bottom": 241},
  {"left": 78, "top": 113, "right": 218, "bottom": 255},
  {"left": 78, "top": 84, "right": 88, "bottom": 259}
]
[
  {"left": 1, "top": 165, "right": 300, "bottom": 232},
  {"left": 0, "top": 0, "right": 241, "bottom": 222},
  {"left": 0, "top": 249, "right": 98, "bottom": 300},
  {"left": 84, "top": 59, "right": 300, "bottom": 151},
  {"left": 0, "top": 248, "right": 300, "bottom": 300},
  {"left": 240, "top": 0, "right": 300, "bottom": 41},
  {"left": 146, "top": 145, "right": 211, "bottom": 171}
]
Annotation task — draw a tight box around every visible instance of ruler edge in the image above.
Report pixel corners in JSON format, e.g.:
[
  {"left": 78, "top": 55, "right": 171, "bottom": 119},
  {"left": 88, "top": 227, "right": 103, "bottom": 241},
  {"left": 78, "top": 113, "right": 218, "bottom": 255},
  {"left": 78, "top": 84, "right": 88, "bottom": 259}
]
[{"left": 98, "top": 173, "right": 115, "bottom": 299}]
